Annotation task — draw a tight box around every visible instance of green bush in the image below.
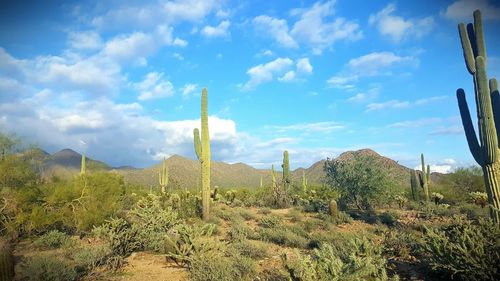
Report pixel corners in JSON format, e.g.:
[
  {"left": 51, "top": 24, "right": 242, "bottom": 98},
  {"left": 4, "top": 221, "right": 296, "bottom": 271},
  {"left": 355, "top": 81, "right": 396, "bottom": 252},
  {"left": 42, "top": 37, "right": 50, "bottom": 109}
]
[
  {"left": 92, "top": 218, "right": 139, "bottom": 257},
  {"left": 230, "top": 240, "right": 268, "bottom": 259},
  {"left": 165, "top": 223, "right": 223, "bottom": 267},
  {"left": 420, "top": 216, "right": 500, "bottom": 281},
  {"left": 228, "top": 218, "right": 252, "bottom": 242},
  {"left": 17, "top": 253, "right": 78, "bottom": 281},
  {"left": 256, "top": 227, "right": 309, "bottom": 248},
  {"left": 189, "top": 251, "right": 256, "bottom": 281},
  {"left": 71, "top": 243, "right": 112, "bottom": 274},
  {"left": 378, "top": 211, "right": 399, "bottom": 227},
  {"left": 32, "top": 230, "right": 72, "bottom": 249},
  {"left": 283, "top": 238, "right": 398, "bottom": 281},
  {"left": 259, "top": 215, "right": 283, "bottom": 228},
  {"left": 257, "top": 207, "right": 272, "bottom": 215},
  {"left": 128, "top": 194, "right": 180, "bottom": 252}
]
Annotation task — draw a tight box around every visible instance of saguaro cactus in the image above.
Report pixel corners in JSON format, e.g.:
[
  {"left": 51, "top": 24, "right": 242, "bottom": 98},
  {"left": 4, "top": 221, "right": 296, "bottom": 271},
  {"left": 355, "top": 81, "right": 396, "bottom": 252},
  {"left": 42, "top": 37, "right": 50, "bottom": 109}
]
[
  {"left": 271, "top": 164, "right": 277, "bottom": 188},
  {"left": 193, "top": 88, "right": 211, "bottom": 221},
  {"left": 419, "top": 154, "right": 430, "bottom": 201},
  {"left": 456, "top": 10, "right": 500, "bottom": 222},
  {"left": 302, "top": 170, "right": 308, "bottom": 192},
  {"left": 282, "top": 150, "right": 290, "bottom": 190},
  {"left": 260, "top": 176, "right": 263, "bottom": 188},
  {"left": 0, "top": 238, "right": 14, "bottom": 281},
  {"left": 80, "top": 154, "right": 86, "bottom": 175},
  {"left": 410, "top": 169, "right": 419, "bottom": 201},
  {"left": 159, "top": 158, "right": 169, "bottom": 194}
]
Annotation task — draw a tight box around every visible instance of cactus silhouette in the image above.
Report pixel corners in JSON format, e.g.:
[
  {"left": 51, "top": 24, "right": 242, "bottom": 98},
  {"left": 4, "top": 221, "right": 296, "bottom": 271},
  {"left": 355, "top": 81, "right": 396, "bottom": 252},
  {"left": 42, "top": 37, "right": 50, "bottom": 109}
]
[
  {"left": 159, "top": 158, "right": 169, "bottom": 194},
  {"left": 193, "top": 88, "right": 211, "bottom": 221},
  {"left": 419, "top": 154, "right": 430, "bottom": 202},
  {"left": 282, "top": 150, "right": 290, "bottom": 190},
  {"left": 456, "top": 10, "right": 500, "bottom": 222}
]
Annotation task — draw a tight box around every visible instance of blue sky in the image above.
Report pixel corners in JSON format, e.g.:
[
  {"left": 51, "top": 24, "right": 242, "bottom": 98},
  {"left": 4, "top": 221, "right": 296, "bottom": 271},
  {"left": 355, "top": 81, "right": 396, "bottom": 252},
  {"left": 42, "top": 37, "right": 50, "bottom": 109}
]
[{"left": 1, "top": 0, "right": 500, "bottom": 172}]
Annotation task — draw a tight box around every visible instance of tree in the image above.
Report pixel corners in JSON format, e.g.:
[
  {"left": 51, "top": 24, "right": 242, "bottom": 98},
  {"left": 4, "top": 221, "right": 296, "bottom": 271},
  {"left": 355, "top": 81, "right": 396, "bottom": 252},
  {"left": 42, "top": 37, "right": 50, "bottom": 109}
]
[
  {"left": 324, "top": 153, "right": 390, "bottom": 210},
  {"left": 449, "top": 166, "right": 485, "bottom": 193}
]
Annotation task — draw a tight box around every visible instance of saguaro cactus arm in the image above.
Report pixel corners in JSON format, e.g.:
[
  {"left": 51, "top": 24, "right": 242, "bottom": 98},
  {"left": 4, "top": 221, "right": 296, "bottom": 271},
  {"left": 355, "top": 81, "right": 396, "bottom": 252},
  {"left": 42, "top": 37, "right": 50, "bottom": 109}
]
[
  {"left": 457, "top": 89, "right": 483, "bottom": 164},
  {"left": 193, "top": 128, "right": 202, "bottom": 160}
]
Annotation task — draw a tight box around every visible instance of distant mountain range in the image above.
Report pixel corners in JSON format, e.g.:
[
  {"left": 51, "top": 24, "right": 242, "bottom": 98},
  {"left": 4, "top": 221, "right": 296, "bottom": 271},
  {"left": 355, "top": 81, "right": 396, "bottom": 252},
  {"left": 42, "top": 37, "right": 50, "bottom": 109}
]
[{"left": 37, "top": 148, "right": 416, "bottom": 190}]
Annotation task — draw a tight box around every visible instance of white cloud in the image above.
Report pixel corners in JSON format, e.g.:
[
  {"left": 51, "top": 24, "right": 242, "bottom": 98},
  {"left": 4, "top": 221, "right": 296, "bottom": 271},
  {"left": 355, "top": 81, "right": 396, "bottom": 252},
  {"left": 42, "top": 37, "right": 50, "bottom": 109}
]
[
  {"left": 327, "top": 51, "right": 419, "bottom": 89},
  {"left": 68, "top": 31, "right": 103, "bottom": 50},
  {"left": 348, "top": 87, "right": 380, "bottom": 103},
  {"left": 429, "top": 126, "right": 464, "bottom": 135},
  {"left": 443, "top": 0, "right": 500, "bottom": 21},
  {"left": 296, "top": 58, "right": 313, "bottom": 74},
  {"left": 266, "top": 121, "right": 344, "bottom": 134},
  {"left": 366, "top": 95, "right": 447, "bottom": 112},
  {"left": 173, "top": 38, "right": 188, "bottom": 47},
  {"left": 135, "top": 72, "right": 174, "bottom": 100},
  {"left": 387, "top": 118, "right": 442, "bottom": 128},
  {"left": 242, "top": 57, "right": 294, "bottom": 90},
  {"left": 201, "top": 20, "right": 230, "bottom": 38},
  {"left": 290, "top": 0, "right": 363, "bottom": 52},
  {"left": 253, "top": 15, "right": 298, "bottom": 48},
  {"left": 181, "top": 83, "right": 198, "bottom": 97},
  {"left": 91, "top": 0, "right": 222, "bottom": 29},
  {"left": 102, "top": 32, "right": 156, "bottom": 61},
  {"left": 278, "top": 71, "right": 296, "bottom": 82},
  {"left": 253, "top": 1, "right": 362, "bottom": 52},
  {"left": 369, "top": 3, "right": 434, "bottom": 42}
]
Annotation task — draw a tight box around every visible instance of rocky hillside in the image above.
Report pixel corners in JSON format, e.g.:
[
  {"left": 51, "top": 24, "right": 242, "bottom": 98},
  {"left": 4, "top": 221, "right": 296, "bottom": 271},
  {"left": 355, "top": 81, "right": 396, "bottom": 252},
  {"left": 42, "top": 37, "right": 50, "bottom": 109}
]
[{"left": 39, "top": 148, "right": 416, "bottom": 190}]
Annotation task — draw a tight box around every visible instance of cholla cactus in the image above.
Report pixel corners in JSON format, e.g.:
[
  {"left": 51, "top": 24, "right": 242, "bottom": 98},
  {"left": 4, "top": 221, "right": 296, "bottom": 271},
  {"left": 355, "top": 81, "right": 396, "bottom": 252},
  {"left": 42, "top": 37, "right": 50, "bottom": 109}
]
[
  {"left": 431, "top": 192, "right": 444, "bottom": 205},
  {"left": 170, "top": 193, "right": 181, "bottom": 209},
  {"left": 395, "top": 195, "right": 408, "bottom": 208},
  {"left": 469, "top": 191, "right": 488, "bottom": 208}
]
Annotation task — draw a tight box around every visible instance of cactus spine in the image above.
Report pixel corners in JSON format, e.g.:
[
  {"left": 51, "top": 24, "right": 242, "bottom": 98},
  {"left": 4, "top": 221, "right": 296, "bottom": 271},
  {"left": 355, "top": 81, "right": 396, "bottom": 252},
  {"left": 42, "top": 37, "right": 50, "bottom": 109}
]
[
  {"left": 282, "top": 150, "right": 290, "bottom": 190},
  {"left": 302, "top": 170, "right": 308, "bottom": 192},
  {"left": 0, "top": 238, "right": 14, "bottom": 281},
  {"left": 410, "top": 169, "right": 419, "bottom": 201},
  {"left": 419, "top": 154, "right": 430, "bottom": 201},
  {"left": 456, "top": 10, "right": 500, "bottom": 222},
  {"left": 271, "top": 164, "right": 277, "bottom": 188},
  {"left": 159, "top": 158, "right": 169, "bottom": 194},
  {"left": 193, "top": 88, "right": 211, "bottom": 221},
  {"left": 80, "top": 154, "right": 86, "bottom": 175}
]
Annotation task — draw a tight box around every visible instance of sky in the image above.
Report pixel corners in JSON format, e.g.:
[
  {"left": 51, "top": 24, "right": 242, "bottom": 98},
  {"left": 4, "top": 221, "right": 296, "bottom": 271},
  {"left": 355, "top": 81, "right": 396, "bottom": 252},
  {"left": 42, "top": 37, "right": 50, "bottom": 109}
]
[{"left": 1, "top": 0, "right": 500, "bottom": 172}]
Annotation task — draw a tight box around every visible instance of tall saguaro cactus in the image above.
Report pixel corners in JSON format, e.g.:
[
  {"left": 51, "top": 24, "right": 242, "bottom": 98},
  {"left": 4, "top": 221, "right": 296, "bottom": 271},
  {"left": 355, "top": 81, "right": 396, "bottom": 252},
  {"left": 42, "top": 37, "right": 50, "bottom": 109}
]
[
  {"left": 159, "top": 158, "right": 169, "bottom": 194},
  {"left": 419, "top": 153, "right": 430, "bottom": 201},
  {"left": 302, "top": 170, "right": 308, "bottom": 192},
  {"left": 80, "top": 154, "right": 86, "bottom": 175},
  {"left": 410, "top": 169, "right": 419, "bottom": 201},
  {"left": 456, "top": 10, "right": 500, "bottom": 222},
  {"left": 282, "top": 150, "right": 290, "bottom": 190},
  {"left": 193, "top": 88, "right": 211, "bottom": 221},
  {"left": 271, "top": 164, "right": 277, "bottom": 188}
]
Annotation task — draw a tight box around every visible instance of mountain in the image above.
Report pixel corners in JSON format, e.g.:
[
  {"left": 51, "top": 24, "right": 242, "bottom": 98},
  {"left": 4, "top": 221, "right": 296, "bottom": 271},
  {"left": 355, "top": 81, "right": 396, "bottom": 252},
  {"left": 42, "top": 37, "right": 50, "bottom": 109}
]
[
  {"left": 39, "top": 148, "right": 418, "bottom": 190},
  {"left": 42, "top": 149, "right": 110, "bottom": 179}
]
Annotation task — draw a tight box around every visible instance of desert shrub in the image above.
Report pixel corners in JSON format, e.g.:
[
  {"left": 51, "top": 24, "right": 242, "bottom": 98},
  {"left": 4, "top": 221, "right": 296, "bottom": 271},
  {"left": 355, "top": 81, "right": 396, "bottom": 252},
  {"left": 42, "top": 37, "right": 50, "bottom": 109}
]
[
  {"left": 257, "top": 268, "right": 290, "bottom": 281},
  {"left": 469, "top": 191, "right": 488, "bottom": 208},
  {"left": 382, "top": 228, "right": 423, "bottom": 260},
  {"left": 257, "top": 207, "right": 272, "bottom": 215},
  {"left": 92, "top": 218, "right": 139, "bottom": 256},
  {"left": 259, "top": 215, "right": 283, "bottom": 228},
  {"left": 230, "top": 240, "right": 268, "bottom": 259},
  {"left": 256, "top": 227, "right": 309, "bottom": 248},
  {"left": 286, "top": 208, "right": 303, "bottom": 222},
  {"left": 228, "top": 218, "right": 252, "bottom": 242},
  {"left": 176, "top": 191, "right": 202, "bottom": 219},
  {"left": 17, "top": 253, "right": 78, "bottom": 281},
  {"left": 420, "top": 216, "right": 500, "bottom": 281},
  {"left": 316, "top": 212, "right": 352, "bottom": 226},
  {"left": 189, "top": 251, "right": 256, "bottom": 281},
  {"left": 128, "top": 194, "right": 180, "bottom": 252},
  {"left": 300, "top": 218, "right": 329, "bottom": 232},
  {"left": 239, "top": 209, "right": 257, "bottom": 220},
  {"left": 72, "top": 243, "right": 112, "bottom": 274},
  {"left": 32, "top": 230, "right": 72, "bottom": 249},
  {"left": 165, "top": 223, "right": 223, "bottom": 267},
  {"left": 378, "top": 211, "right": 399, "bottom": 227},
  {"left": 458, "top": 203, "right": 489, "bottom": 219},
  {"left": 283, "top": 238, "right": 398, "bottom": 281}
]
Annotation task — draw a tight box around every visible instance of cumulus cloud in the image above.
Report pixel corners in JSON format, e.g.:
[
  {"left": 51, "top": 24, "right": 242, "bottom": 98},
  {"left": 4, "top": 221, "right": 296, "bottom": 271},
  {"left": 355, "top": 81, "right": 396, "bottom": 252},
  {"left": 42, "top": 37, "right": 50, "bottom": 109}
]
[
  {"left": 181, "top": 83, "right": 198, "bottom": 97},
  {"left": 252, "top": 0, "right": 362, "bottom": 52},
  {"left": 242, "top": 57, "right": 313, "bottom": 89},
  {"left": 443, "top": 0, "right": 500, "bottom": 21},
  {"left": 201, "top": 20, "right": 231, "bottom": 38},
  {"left": 365, "top": 96, "right": 447, "bottom": 112},
  {"left": 135, "top": 72, "right": 174, "bottom": 101},
  {"left": 369, "top": 3, "right": 434, "bottom": 42},
  {"left": 68, "top": 31, "right": 103, "bottom": 50}
]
